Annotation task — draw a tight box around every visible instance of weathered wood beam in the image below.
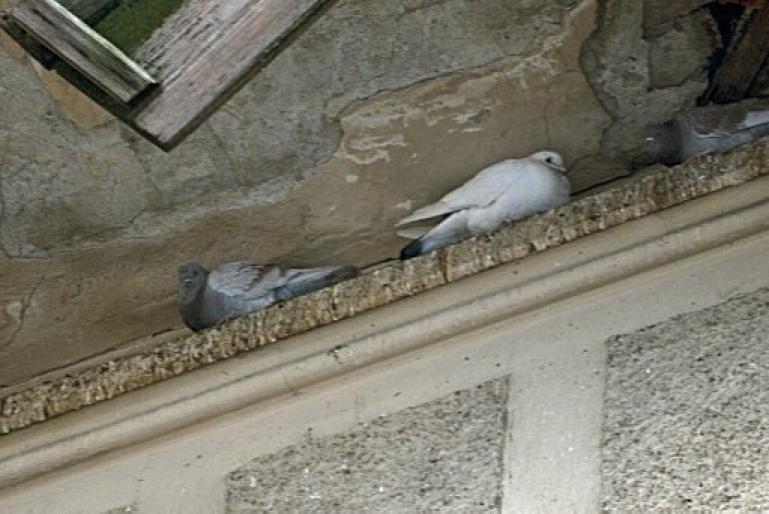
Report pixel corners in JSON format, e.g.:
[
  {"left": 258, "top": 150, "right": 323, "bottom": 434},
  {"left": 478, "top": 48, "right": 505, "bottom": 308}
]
[
  {"left": 131, "top": 0, "right": 332, "bottom": 149},
  {"left": 703, "top": 3, "right": 769, "bottom": 103},
  {"left": 2, "top": 0, "right": 333, "bottom": 150},
  {"left": 7, "top": 0, "right": 156, "bottom": 104}
]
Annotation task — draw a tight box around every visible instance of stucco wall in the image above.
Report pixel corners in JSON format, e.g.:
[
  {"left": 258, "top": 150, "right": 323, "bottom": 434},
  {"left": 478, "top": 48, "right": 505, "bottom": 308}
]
[{"left": 0, "top": 0, "right": 720, "bottom": 386}]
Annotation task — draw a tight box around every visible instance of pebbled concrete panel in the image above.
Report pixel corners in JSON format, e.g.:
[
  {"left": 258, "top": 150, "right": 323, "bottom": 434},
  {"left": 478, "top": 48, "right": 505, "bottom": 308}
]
[
  {"left": 226, "top": 377, "right": 508, "bottom": 513},
  {"left": 603, "top": 288, "right": 769, "bottom": 511}
]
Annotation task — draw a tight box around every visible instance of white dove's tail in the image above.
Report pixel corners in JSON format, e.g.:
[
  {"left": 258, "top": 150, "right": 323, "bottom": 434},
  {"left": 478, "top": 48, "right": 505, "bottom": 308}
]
[
  {"left": 396, "top": 201, "right": 455, "bottom": 226},
  {"left": 399, "top": 211, "right": 469, "bottom": 259}
]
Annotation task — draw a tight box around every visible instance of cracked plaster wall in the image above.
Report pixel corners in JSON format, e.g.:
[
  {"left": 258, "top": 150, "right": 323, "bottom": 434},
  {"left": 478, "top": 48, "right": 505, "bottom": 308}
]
[{"left": 0, "top": 0, "right": 723, "bottom": 387}]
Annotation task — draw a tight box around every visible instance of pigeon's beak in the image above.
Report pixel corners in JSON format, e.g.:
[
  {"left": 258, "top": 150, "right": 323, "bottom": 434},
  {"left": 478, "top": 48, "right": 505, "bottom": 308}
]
[{"left": 554, "top": 163, "right": 567, "bottom": 173}]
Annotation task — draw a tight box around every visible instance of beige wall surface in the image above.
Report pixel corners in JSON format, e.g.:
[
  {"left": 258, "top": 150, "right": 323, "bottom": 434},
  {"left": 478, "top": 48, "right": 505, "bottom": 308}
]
[{"left": 0, "top": 0, "right": 720, "bottom": 386}]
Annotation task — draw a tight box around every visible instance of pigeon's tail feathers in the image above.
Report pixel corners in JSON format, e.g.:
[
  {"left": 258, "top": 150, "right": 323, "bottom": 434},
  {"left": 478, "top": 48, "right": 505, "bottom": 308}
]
[
  {"left": 396, "top": 227, "right": 431, "bottom": 240},
  {"left": 396, "top": 201, "right": 455, "bottom": 226},
  {"left": 322, "top": 265, "right": 359, "bottom": 283},
  {"left": 276, "top": 266, "right": 358, "bottom": 300}
]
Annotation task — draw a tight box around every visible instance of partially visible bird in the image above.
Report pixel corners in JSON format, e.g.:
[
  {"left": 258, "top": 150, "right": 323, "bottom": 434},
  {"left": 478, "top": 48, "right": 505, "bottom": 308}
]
[
  {"left": 635, "top": 99, "right": 769, "bottom": 167},
  {"left": 396, "top": 150, "right": 571, "bottom": 259},
  {"left": 178, "top": 261, "right": 358, "bottom": 331}
]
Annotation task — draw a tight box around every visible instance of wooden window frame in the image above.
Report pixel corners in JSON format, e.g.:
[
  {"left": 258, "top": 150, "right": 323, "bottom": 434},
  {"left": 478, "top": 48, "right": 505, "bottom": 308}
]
[{"left": 1, "top": 0, "right": 331, "bottom": 150}]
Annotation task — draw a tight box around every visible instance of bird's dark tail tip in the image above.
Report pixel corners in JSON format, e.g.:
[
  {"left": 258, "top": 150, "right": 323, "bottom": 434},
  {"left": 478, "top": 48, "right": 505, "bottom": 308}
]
[
  {"left": 399, "top": 239, "right": 424, "bottom": 260},
  {"left": 327, "top": 265, "right": 359, "bottom": 282}
]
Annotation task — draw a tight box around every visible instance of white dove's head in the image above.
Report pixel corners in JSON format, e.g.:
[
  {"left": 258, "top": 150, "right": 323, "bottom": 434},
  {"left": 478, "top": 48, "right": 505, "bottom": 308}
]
[
  {"left": 529, "top": 150, "right": 566, "bottom": 173},
  {"left": 178, "top": 262, "right": 209, "bottom": 304}
]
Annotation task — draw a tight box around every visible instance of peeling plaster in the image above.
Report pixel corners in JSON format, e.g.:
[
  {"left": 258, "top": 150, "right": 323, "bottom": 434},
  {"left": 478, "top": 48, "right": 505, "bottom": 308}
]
[{"left": 1, "top": 272, "right": 45, "bottom": 353}]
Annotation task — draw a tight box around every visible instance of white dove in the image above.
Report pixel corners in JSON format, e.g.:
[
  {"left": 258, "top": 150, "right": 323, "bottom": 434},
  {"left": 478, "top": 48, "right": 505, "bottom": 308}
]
[{"left": 396, "top": 150, "right": 571, "bottom": 259}]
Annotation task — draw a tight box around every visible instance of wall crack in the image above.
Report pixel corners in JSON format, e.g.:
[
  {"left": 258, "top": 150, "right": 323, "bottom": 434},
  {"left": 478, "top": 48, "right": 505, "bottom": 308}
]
[{"left": 1, "top": 271, "right": 46, "bottom": 353}]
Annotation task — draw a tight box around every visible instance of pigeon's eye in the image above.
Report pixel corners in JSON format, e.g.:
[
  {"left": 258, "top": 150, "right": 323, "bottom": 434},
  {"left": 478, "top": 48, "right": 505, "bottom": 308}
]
[{"left": 546, "top": 157, "right": 553, "bottom": 163}]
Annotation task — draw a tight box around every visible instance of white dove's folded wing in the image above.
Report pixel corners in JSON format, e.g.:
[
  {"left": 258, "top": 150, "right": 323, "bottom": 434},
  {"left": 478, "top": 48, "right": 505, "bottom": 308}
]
[
  {"left": 208, "top": 263, "right": 284, "bottom": 298},
  {"left": 397, "top": 159, "right": 522, "bottom": 226},
  {"left": 396, "top": 201, "right": 455, "bottom": 226},
  {"left": 396, "top": 227, "right": 432, "bottom": 240}
]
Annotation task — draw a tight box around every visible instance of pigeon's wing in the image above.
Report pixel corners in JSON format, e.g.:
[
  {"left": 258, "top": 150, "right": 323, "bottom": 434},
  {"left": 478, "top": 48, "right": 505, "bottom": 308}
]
[
  {"left": 208, "top": 262, "right": 286, "bottom": 299},
  {"left": 734, "top": 99, "right": 769, "bottom": 131},
  {"left": 397, "top": 160, "right": 523, "bottom": 226},
  {"left": 741, "top": 109, "right": 769, "bottom": 130},
  {"left": 687, "top": 104, "right": 769, "bottom": 138}
]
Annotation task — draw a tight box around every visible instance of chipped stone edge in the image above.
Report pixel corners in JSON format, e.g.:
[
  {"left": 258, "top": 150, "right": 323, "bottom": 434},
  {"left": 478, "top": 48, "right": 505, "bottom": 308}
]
[{"left": 2, "top": 141, "right": 768, "bottom": 436}]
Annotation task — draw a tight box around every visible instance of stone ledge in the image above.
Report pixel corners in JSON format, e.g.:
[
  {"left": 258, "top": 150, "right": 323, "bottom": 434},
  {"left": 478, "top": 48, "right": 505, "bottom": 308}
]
[{"left": 2, "top": 139, "right": 769, "bottom": 435}]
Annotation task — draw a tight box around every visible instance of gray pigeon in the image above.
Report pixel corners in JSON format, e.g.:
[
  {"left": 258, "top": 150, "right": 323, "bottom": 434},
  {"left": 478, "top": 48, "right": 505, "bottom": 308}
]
[
  {"left": 635, "top": 100, "right": 769, "bottom": 167},
  {"left": 396, "top": 150, "right": 571, "bottom": 259},
  {"left": 178, "top": 261, "right": 358, "bottom": 331}
]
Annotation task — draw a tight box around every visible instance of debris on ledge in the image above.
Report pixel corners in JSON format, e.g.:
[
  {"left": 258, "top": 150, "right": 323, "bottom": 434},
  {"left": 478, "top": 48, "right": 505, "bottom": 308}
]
[{"left": 2, "top": 139, "right": 769, "bottom": 435}]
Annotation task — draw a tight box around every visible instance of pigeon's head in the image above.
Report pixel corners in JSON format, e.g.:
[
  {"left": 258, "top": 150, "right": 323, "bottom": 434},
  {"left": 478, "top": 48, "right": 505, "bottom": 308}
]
[
  {"left": 530, "top": 151, "right": 566, "bottom": 173},
  {"left": 630, "top": 122, "right": 676, "bottom": 169},
  {"left": 178, "top": 262, "right": 208, "bottom": 304}
]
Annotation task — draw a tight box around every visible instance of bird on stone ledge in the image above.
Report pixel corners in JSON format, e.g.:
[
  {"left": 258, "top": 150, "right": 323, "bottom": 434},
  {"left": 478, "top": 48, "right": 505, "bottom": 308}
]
[
  {"left": 633, "top": 99, "right": 769, "bottom": 167},
  {"left": 396, "top": 150, "right": 571, "bottom": 259},
  {"left": 178, "top": 261, "right": 358, "bottom": 331}
]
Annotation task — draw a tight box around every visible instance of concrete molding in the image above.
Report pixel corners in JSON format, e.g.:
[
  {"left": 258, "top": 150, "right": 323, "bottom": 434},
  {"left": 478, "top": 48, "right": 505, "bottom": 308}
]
[
  {"left": 2, "top": 139, "right": 769, "bottom": 438},
  {"left": 1, "top": 157, "right": 769, "bottom": 489}
]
